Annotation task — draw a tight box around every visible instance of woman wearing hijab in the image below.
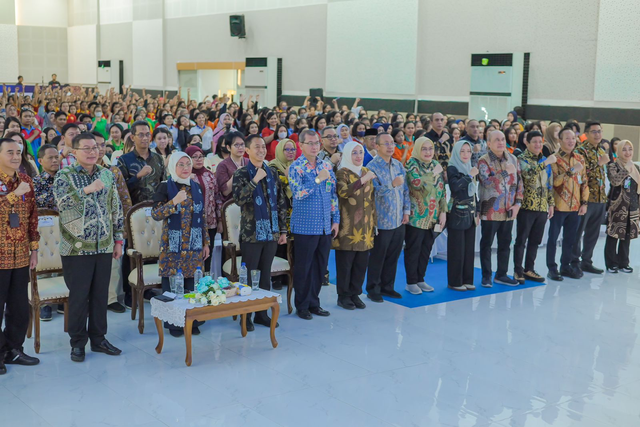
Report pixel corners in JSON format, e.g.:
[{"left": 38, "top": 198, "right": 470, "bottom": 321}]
[
  {"left": 210, "top": 113, "right": 236, "bottom": 155},
  {"left": 604, "top": 140, "right": 640, "bottom": 273},
  {"left": 152, "top": 152, "right": 210, "bottom": 337},
  {"left": 403, "top": 137, "right": 447, "bottom": 295},
  {"left": 333, "top": 141, "right": 376, "bottom": 310},
  {"left": 336, "top": 123, "right": 353, "bottom": 152},
  {"left": 269, "top": 138, "right": 297, "bottom": 290},
  {"left": 543, "top": 122, "right": 562, "bottom": 157},
  {"left": 446, "top": 140, "right": 479, "bottom": 291},
  {"left": 186, "top": 145, "right": 222, "bottom": 273}
]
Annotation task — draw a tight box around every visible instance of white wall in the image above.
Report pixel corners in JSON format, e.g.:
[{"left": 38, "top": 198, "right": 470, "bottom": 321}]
[
  {"left": 67, "top": 24, "right": 97, "bottom": 84},
  {"left": 326, "top": 0, "right": 417, "bottom": 97},
  {"left": 15, "top": 0, "right": 67, "bottom": 27},
  {"left": 0, "top": 24, "right": 19, "bottom": 83},
  {"left": 132, "top": 19, "right": 164, "bottom": 88},
  {"left": 99, "top": 23, "right": 133, "bottom": 86}
]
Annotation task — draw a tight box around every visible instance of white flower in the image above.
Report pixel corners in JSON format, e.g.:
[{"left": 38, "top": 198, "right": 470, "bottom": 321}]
[
  {"left": 207, "top": 291, "right": 215, "bottom": 299},
  {"left": 211, "top": 299, "right": 219, "bottom": 306},
  {"left": 195, "top": 293, "right": 202, "bottom": 299},
  {"left": 189, "top": 298, "right": 196, "bottom": 304},
  {"left": 220, "top": 294, "right": 227, "bottom": 303},
  {"left": 199, "top": 297, "right": 208, "bottom": 305},
  {"left": 215, "top": 290, "right": 222, "bottom": 296}
]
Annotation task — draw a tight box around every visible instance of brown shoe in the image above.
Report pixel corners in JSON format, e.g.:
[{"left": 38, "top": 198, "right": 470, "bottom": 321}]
[
  {"left": 514, "top": 272, "right": 526, "bottom": 284},
  {"left": 524, "top": 270, "right": 545, "bottom": 283}
]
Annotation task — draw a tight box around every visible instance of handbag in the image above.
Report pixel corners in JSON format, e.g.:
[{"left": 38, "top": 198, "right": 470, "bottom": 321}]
[{"left": 448, "top": 200, "right": 475, "bottom": 230}]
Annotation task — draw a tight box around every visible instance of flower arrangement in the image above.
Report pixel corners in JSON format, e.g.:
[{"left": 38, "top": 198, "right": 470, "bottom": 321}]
[{"left": 184, "top": 276, "right": 228, "bottom": 306}]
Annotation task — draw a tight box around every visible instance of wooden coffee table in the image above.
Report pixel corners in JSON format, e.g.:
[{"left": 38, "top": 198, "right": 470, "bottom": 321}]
[{"left": 152, "top": 291, "right": 281, "bottom": 366}]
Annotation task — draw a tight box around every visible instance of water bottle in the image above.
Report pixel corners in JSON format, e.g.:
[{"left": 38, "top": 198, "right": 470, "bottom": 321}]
[
  {"left": 174, "top": 269, "right": 184, "bottom": 297},
  {"left": 194, "top": 266, "right": 203, "bottom": 288},
  {"left": 239, "top": 262, "right": 248, "bottom": 287}
]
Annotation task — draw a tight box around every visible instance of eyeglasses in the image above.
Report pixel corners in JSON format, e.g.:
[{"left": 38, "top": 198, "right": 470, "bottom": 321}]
[
  {"left": 135, "top": 133, "right": 152, "bottom": 138},
  {"left": 589, "top": 130, "right": 602, "bottom": 134},
  {"left": 378, "top": 142, "right": 395, "bottom": 148},
  {"left": 323, "top": 135, "right": 338, "bottom": 140},
  {"left": 302, "top": 142, "right": 321, "bottom": 147},
  {"left": 284, "top": 148, "right": 297, "bottom": 153},
  {"left": 176, "top": 162, "right": 192, "bottom": 168},
  {"left": 191, "top": 155, "right": 204, "bottom": 160},
  {"left": 232, "top": 143, "right": 245, "bottom": 148},
  {"left": 76, "top": 146, "right": 99, "bottom": 152}
]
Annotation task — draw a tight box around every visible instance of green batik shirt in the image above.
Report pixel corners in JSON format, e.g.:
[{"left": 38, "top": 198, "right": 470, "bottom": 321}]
[
  {"left": 518, "top": 149, "right": 554, "bottom": 212},
  {"left": 53, "top": 164, "right": 124, "bottom": 256},
  {"left": 575, "top": 141, "right": 607, "bottom": 203}
]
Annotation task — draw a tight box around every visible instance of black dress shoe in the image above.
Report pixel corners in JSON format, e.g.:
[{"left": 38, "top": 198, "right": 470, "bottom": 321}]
[
  {"left": 254, "top": 315, "right": 279, "bottom": 328},
  {"left": 5, "top": 349, "right": 40, "bottom": 366},
  {"left": 337, "top": 297, "right": 355, "bottom": 310},
  {"left": 124, "top": 294, "right": 132, "bottom": 310},
  {"left": 367, "top": 293, "right": 383, "bottom": 303},
  {"left": 297, "top": 309, "right": 312, "bottom": 320},
  {"left": 170, "top": 329, "right": 184, "bottom": 337},
  {"left": 547, "top": 270, "right": 564, "bottom": 281},
  {"left": 310, "top": 307, "right": 330, "bottom": 317},
  {"left": 90, "top": 340, "right": 122, "bottom": 356},
  {"left": 192, "top": 326, "right": 201, "bottom": 335},
  {"left": 71, "top": 347, "right": 85, "bottom": 362},
  {"left": 271, "top": 279, "right": 283, "bottom": 291},
  {"left": 381, "top": 290, "right": 402, "bottom": 299},
  {"left": 107, "top": 302, "right": 126, "bottom": 313},
  {"left": 0, "top": 362, "right": 6, "bottom": 375},
  {"left": 560, "top": 268, "right": 581, "bottom": 280},
  {"left": 351, "top": 295, "right": 366, "bottom": 309},
  {"left": 239, "top": 317, "right": 255, "bottom": 331},
  {"left": 581, "top": 263, "right": 604, "bottom": 274}
]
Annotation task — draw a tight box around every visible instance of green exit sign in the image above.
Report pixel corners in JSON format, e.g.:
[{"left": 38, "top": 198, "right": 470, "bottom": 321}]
[{"left": 481, "top": 58, "right": 489, "bottom": 66}]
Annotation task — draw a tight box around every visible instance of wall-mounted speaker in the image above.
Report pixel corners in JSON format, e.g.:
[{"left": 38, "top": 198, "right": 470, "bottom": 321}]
[{"left": 230, "top": 15, "right": 246, "bottom": 38}]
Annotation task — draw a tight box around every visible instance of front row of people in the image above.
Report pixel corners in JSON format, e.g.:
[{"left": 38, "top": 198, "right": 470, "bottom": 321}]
[{"left": 0, "top": 127, "right": 637, "bottom": 374}]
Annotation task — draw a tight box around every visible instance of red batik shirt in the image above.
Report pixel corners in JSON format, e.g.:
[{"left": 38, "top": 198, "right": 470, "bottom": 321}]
[{"left": 0, "top": 171, "right": 40, "bottom": 269}]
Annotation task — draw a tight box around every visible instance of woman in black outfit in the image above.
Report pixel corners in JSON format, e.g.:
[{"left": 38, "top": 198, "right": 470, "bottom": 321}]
[{"left": 446, "top": 140, "right": 479, "bottom": 291}]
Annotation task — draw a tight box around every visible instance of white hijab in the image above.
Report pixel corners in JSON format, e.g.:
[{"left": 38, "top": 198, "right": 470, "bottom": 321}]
[
  {"left": 339, "top": 141, "right": 364, "bottom": 176},
  {"left": 167, "top": 151, "right": 192, "bottom": 185}
]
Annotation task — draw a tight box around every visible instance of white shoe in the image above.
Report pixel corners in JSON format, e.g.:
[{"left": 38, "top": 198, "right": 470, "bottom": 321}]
[
  {"left": 464, "top": 284, "right": 476, "bottom": 290},
  {"left": 405, "top": 284, "right": 422, "bottom": 295},
  {"left": 417, "top": 282, "right": 434, "bottom": 292}
]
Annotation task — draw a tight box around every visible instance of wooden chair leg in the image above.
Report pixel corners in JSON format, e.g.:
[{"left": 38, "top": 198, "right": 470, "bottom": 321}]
[
  {"left": 63, "top": 301, "right": 69, "bottom": 333},
  {"left": 287, "top": 272, "right": 294, "bottom": 314},
  {"left": 34, "top": 311, "right": 41, "bottom": 354},
  {"left": 27, "top": 304, "right": 33, "bottom": 338},
  {"left": 137, "top": 289, "right": 145, "bottom": 334},
  {"left": 131, "top": 286, "right": 138, "bottom": 320}
]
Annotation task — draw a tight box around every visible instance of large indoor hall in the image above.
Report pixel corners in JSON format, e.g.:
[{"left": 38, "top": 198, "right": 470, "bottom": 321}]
[{"left": 1, "top": 1, "right": 640, "bottom": 426}]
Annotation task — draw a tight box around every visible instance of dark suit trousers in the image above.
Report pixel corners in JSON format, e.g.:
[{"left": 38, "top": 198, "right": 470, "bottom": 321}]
[
  {"left": 335, "top": 250, "right": 369, "bottom": 297},
  {"left": 447, "top": 226, "right": 476, "bottom": 287},
  {"left": 0, "top": 267, "right": 30, "bottom": 354},
  {"left": 293, "top": 234, "right": 331, "bottom": 311},
  {"left": 514, "top": 210, "right": 547, "bottom": 274},
  {"left": 366, "top": 226, "right": 405, "bottom": 295},
  {"left": 480, "top": 220, "right": 513, "bottom": 279},
  {"left": 546, "top": 211, "right": 580, "bottom": 272}
]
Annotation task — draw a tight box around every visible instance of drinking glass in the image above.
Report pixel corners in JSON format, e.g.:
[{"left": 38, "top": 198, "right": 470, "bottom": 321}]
[{"left": 250, "top": 270, "right": 261, "bottom": 291}]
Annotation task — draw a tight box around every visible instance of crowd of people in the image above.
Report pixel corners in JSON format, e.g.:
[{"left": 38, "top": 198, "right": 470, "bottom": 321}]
[{"left": 0, "top": 77, "right": 638, "bottom": 376}]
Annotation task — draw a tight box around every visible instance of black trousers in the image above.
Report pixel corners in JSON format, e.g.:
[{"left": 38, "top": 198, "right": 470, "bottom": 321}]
[
  {"left": 572, "top": 202, "right": 606, "bottom": 267},
  {"left": 480, "top": 220, "right": 513, "bottom": 279},
  {"left": 513, "top": 210, "right": 548, "bottom": 275},
  {"left": 241, "top": 240, "right": 277, "bottom": 319},
  {"left": 546, "top": 210, "right": 580, "bottom": 272},
  {"left": 61, "top": 254, "right": 113, "bottom": 348},
  {"left": 605, "top": 236, "right": 631, "bottom": 269},
  {"left": 293, "top": 234, "right": 331, "bottom": 311},
  {"left": 0, "top": 267, "right": 30, "bottom": 354},
  {"left": 366, "top": 226, "right": 405, "bottom": 295},
  {"left": 161, "top": 277, "right": 195, "bottom": 332},
  {"left": 404, "top": 225, "right": 436, "bottom": 284},
  {"left": 447, "top": 226, "right": 476, "bottom": 287},
  {"left": 335, "top": 250, "right": 369, "bottom": 297}
]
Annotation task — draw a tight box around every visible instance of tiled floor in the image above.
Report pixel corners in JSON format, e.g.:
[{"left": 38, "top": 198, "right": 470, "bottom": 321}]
[{"left": 3, "top": 236, "right": 640, "bottom": 427}]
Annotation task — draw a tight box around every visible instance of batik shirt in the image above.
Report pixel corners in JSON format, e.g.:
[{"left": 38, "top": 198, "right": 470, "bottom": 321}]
[
  {"left": 232, "top": 166, "right": 287, "bottom": 244},
  {"left": 117, "top": 148, "right": 166, "bottom": 205},
  {"left": 288, "top": 156, "right": 340, "bottom": 235},
  {"left": 33, "top": 171, "right": 57, "bottom": 210},
  {"left": 575, "top": 141, "right": 607, "bottom": 203},
  {"left": 551, "top": 149, "right": 589, "bottom": 212},
  {"left": 367, "top": 155, "right": 410, "bottom": 230},
  {"left": 0, "top": 171, "right": 39, "bottom": 269},
  {"left": 477, "top": 150, "right": 524, "bottom": 221},
  {"left": 518, "top": 149, "right": 554, "bottom": 212},
  {"left": 53, "top": 165, "right": 124, "bottom": 256},
  {"left": 405, "top": 158, "right": 447, "bottom": 229}
]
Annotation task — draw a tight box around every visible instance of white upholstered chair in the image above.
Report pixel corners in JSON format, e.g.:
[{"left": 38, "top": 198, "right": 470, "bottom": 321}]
[
  {"left": 126, "top": 202, "right": 163, "bottom": 334},
  {"left": 221, "top": 200, "right": 294, "bottom": 314},
  {"left": 27, "top": 209, "right": 68, "bottom": 354}
]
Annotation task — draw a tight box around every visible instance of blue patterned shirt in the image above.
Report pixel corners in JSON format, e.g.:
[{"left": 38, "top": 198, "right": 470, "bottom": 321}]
[
  {"left": 367, "top": 155, "right": 410, "bottom": 230},
  {"left": 288, "top": 155, "right": 340, "bottom": 235}
]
